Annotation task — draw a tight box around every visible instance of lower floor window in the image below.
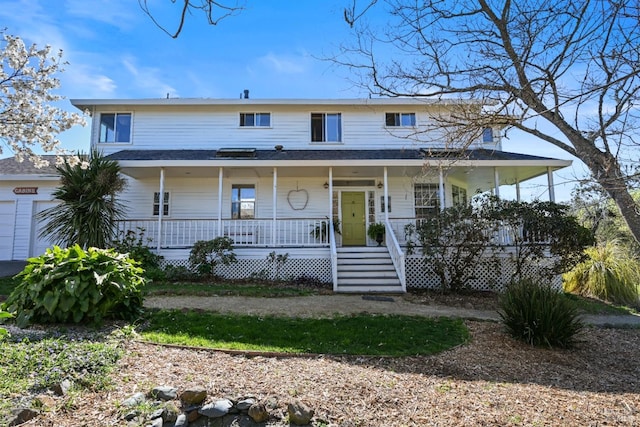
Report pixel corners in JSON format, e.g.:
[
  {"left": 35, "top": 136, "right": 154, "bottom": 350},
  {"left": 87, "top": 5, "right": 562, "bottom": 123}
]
[
  {"left": 452, "top": 185, "right": 468, "bottom": 206},
  {"left": 414, "top": 183, "right": 440, "bottom": 218},
  {"left": 153, "top": 192, "right": 170, "bottom": 216},
  {"left": 231, "top": 185, "right": 255, "bottom": 219}
]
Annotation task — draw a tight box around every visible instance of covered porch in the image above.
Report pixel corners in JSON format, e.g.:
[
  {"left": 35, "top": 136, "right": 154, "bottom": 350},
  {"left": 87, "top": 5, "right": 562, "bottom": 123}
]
[{"left": 111, "top": 148, "right": 570, "bottom": 292}]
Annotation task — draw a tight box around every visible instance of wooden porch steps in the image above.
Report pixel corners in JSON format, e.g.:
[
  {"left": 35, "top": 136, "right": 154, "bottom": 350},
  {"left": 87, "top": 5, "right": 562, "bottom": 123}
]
[{"left": 336, "top": 246, "right": 403, "bottom": 293}]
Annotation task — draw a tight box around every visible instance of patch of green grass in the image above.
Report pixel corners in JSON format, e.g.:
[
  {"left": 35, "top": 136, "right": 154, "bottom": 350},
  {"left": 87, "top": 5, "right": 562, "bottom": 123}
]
[
  {"left": 145, "top": 281, "right": 321, "bottom": 297},
  {"left": 141, "top": 310, "right": 469, "bottom": 356},
  {"left": 564, "top": 292, "right": 638, "bottom": 315},
  {"left": 0, "top": 338, "right": 122, "bottom": 402}
]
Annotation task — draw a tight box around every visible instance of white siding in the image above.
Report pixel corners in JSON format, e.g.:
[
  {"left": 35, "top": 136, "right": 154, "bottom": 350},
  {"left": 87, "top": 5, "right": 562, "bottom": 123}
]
[
  {"left": 92, "top": 104, "right": 483, "bottom": 155},
  {"left": 0, "top": 201, "right": 16, "bottom": 260}
]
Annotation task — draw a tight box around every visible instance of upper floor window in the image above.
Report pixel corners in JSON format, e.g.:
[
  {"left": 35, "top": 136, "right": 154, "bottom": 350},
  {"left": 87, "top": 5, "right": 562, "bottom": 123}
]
[
  {"left": 414, "top": 183, "right": 440, "bottom": 218},
  {"left": 240, "top": 112, "right": 270, "bottom": 127},
  {"left": 231, "top": 185, "right": 255, "bottom": 219},
  {"left": 482, "top": 127, "right": 494, "bottom": 143},
  {"left": 385, "top": 112, "right": 416, "bottom": 127},
  {"left": 99, "top": 113, "right": 131, "bottom": 143},
  {"left": 311, "top": 113, "right": 342, "bottom": 142}
]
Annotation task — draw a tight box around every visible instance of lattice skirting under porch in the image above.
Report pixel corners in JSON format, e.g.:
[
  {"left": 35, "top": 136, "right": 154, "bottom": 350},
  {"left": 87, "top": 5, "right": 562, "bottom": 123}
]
[
  {"left": 405, "top": 254, "right": 562, "bottom": 292},
  {"left": 160, "top": 249, "right": 561, "bottom": 291}
]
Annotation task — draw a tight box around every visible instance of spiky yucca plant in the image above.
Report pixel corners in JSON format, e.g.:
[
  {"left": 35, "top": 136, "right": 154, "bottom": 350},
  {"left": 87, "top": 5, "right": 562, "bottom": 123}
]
[
  {"left": 564, "top": 241, "right": 640, "bottom": 306},
  {"left": 37, "top": 150, "right": 126, "bottom": 249},
  {"left": 499, "top": 279, "right": 583, "bottom": 348}
]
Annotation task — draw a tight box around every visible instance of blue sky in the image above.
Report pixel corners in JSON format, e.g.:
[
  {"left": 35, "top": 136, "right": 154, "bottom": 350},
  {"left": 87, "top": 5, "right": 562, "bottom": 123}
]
[{"left": 1, "top": 0, "right": 586, "bottom": 200}]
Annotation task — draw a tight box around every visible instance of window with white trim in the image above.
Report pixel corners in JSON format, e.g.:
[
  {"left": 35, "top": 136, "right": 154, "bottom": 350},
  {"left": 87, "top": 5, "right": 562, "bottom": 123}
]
[
  {"left": 99, "top": 113, "right": 131, "bottom": 143},
  {"left": 311, "top": 113, "right": 341, "bottom": 142},
  {"left": 452, "top": 185, "right": 468, "bottom": 206},
  {"left": 385, "top": 112, "right": 416, "bottom": 127},
  {"left": 153, "top": 192, "right": 169, "bottom": 216},
  {"left": 231, "top": 185, "right": 255, "bottom": 219},
  {"left": 240, "top": 113, "right": 270, "bottom": 127},
  {"left": 482, "top": 127, "right": 494, "bottom": 143},
  {"left": 414, "top": 183, "right": 440, "bottom": 218}
]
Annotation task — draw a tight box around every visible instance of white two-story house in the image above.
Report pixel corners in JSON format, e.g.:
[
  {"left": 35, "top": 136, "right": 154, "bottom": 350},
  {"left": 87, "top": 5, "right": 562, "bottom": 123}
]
[{"left": 0, "top": 96, "right": 571, "bottom": 292}]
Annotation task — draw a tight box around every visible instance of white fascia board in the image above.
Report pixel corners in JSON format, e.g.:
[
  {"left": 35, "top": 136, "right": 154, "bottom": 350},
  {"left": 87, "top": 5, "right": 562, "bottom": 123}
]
[
  {"left": 116, "top": 158, "right": 571, "bottom": 169},
  {"left": 70, "top": 97, "right": 487, "bottom": 111}
]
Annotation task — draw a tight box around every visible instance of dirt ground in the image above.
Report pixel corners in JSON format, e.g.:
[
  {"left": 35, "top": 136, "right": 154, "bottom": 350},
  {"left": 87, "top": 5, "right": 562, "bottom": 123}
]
[{"left": 9, "top": 292, "right": 639, "bottom": 426}]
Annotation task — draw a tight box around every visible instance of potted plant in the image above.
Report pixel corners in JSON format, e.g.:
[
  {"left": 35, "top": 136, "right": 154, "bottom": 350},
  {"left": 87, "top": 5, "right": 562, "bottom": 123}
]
[
  {"left": 367, "top": 222, "right": 386, "bottom": 246},
  {"left": 310, "top": 217, "right": 341, "bottom": 242}
]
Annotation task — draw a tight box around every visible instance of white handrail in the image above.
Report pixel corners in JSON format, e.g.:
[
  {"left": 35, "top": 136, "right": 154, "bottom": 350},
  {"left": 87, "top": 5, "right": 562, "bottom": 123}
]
[
  {"left": 385, "top": 219, "right": 406, "bottom": 291},
  {"left": 329, "top": 219, "right": 338, "bottom": 292}
]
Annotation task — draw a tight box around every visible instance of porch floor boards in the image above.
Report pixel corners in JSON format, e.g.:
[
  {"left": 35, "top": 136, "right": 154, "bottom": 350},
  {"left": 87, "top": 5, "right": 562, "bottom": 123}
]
[{"left": 336, "top": 246, "right": 403, "bottom": 293}]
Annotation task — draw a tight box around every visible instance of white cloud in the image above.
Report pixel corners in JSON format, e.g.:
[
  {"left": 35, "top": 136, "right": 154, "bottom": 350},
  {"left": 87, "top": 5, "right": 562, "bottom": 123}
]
[
  {"left": 64, "top": 0, "right": 138, "bottom": 30},
  {"left": 61, "top": 63, "right": 117, "bottom": 98},
  {"left": 257, "top": 52, "right": 309, "bottom": 74},
  {"left": 122, "top": 55, "right": 178, "bottom": 98}
]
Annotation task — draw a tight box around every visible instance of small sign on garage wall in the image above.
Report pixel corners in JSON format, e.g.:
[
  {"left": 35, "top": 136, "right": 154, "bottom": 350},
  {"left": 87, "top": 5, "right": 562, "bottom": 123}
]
[{"left": 13, "top": 187, "right": 38, "bottom": 195}]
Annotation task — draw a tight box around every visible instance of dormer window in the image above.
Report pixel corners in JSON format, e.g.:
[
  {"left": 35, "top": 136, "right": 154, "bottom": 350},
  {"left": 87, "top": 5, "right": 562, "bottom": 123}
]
[
  {"left": 385, "top": 112, "right": 416, "bottom": 127},
  {"left": 240, "top": 113, "right": 270, "bottom": 127},
  {"left": 99, "top": 113, "right": 131, "bottom": 143},
  {"left": 482, "top": 127, "right": 494, "bottom": 143}
]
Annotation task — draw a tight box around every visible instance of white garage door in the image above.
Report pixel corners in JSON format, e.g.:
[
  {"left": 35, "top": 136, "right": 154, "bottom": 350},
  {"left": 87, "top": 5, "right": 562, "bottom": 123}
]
[
  {"left": 0, "top": 201, "right": 16, "bottom": 260},
  {"left": 31, "top": 201, "right": 58, "bottom": 257}
]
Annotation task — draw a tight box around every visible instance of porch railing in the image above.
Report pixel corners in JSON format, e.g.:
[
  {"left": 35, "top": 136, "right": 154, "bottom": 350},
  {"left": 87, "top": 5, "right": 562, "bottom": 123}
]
[
  {"left": 386, "top": 218, "right": 551, "bottom": 246},
  {"left": 116, "top": 218, "right": 331, "bottom": 248},
  {"left": 384, "top": 219, "right": 406, "bottom": 291}
]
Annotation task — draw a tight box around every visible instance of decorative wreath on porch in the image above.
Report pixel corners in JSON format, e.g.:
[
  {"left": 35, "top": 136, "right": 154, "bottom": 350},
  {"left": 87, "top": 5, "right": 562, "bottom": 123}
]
[{"left": 287, "top": 182, "right": 309, "bottom": 210}]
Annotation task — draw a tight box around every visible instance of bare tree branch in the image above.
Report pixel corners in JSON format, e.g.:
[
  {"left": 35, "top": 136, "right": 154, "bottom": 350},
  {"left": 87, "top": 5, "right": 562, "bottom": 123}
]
[
  {"left": 138, "top": 0, "right": 245, "bottom": 38},
  {"left": 338, "top": 0, "right": 640, "bottom": 243}
]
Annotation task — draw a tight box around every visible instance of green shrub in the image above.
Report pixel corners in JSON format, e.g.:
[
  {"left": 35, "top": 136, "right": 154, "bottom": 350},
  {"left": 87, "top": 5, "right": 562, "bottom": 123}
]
[
  {"left": 498, "top": 279, "right": 583, "bottom": 348},
  {"left": 0, "top": 310, "right": 11, "bottom": 341},
  {"left": 112, "top": 227, "right": 165, "bottom": 280},
  {"left": 189, "top": 237, "right": 237, "bottom": 276},
  {"left": 1, "top": 245, "right": 146, "bottom": 327},
  {"left": 564, "top": 241, "right": 640, "bottom": 306}
]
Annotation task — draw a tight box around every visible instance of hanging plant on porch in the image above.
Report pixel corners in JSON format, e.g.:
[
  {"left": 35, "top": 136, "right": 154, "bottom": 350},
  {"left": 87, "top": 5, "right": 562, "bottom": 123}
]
[{"left": 367, "top": 222, "right": 386, "bottom": 246}]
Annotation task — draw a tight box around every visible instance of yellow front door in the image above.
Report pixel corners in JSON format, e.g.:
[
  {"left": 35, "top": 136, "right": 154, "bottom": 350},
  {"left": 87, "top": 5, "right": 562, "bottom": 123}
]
[{"left": 341, "top": 192, "right": 366, "bottom": 246}]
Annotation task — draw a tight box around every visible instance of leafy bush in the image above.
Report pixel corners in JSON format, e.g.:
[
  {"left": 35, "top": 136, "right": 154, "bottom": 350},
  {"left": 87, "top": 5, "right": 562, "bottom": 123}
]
[
  {"left": 564, "top": 241, "right": 640, "bottom": 306},
  {"left": 0, "top": 310, "right": 12, "bottom": 341},
  {"left": 498, "top": 279, "right": 583, "bottom": 348},
  {"left": 2, "top": 245, "right": 146, "bottom": 327},
  {"left": 407, "top": 202, "right": 499, "bottom": 292},
  {"left": 112, "top": 227, "right": 165, "bottom": 280},
  {"left": 189, "top": 237, "right": 237, "bottom": 276},
  {"left": 485, "top": 197, "right": 594, "bottom": 280}
]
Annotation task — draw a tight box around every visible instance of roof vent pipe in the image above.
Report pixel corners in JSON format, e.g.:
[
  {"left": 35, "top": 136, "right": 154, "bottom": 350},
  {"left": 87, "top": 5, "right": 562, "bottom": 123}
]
[{"left": 244, "top": 89, "right": 249, "bottom": 99}]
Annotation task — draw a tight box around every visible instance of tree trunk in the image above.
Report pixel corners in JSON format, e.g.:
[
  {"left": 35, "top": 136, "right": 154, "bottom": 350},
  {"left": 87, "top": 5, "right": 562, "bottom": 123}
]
[{"left": 577, "top": 141, "right": 640, "bottom": 244}]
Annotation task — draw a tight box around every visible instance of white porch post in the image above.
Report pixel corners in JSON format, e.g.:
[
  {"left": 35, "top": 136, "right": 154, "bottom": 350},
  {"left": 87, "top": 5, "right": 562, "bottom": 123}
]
[
  {"left": 217, "top": 167, "right": 223, "bottom": 236},
  {"left": 438, "top": 167, "right": 445, "bottom": 211},
  {"left": 383, "top": 166, "right": 389, "bottom": 222},
  {"left": 494, "top": 167, "right": 501, "bottom": 198},
  {"left": 272, "top": 167, "right": 277, "bottom": 246},
  {"left": 156, "top": 167, "right": 165, "bottom": 252},
  {"left": 328, "top": 167, "right": 333, "bottom": 217},
  {"left": 515, "top": 178, "right": 521, "bottom": 202},
  {"left": 547, "top": 167, "right": 556, "bottom": 202}
]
